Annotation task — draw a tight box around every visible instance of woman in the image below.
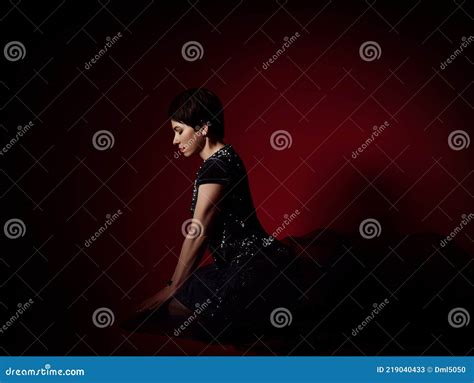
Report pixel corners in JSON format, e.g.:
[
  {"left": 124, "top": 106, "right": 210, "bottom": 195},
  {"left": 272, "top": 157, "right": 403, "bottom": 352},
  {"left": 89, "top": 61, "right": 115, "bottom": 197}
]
[
  {"left": 131, "top": 88, "right": 307, "bottom": 336},
  {"left": 123, "top": 88, "right": 470, "bottom": 352}
]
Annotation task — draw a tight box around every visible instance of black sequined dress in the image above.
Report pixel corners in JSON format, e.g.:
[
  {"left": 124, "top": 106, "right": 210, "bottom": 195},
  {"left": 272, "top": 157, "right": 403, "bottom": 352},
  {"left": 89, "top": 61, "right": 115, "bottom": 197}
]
[
  {"left": 173, "top": 144, "right": 300, "bottom": 324},
  {"left": 122, "top": 143, "right": 465, "bottom": 349}
]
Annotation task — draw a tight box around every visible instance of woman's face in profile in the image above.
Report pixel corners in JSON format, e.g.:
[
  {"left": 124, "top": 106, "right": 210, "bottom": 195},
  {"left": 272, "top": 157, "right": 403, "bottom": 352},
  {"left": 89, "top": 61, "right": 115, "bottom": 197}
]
[{"left": 171, "top": 119, "right": 204, "bottom": 157}]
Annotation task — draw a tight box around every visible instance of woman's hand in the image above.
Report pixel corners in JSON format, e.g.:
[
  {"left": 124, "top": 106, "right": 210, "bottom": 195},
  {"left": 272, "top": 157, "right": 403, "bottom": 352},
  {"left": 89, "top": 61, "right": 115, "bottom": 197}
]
[{"left": 135, "top": 286, "right": 176, "bottom": 313}]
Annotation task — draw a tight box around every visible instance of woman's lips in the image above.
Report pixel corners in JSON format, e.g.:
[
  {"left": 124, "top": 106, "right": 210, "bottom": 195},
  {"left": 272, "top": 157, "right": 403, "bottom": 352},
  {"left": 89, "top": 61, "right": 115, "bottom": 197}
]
[{"left": 179, "top": 147, "right": 185, "bottom": 152}]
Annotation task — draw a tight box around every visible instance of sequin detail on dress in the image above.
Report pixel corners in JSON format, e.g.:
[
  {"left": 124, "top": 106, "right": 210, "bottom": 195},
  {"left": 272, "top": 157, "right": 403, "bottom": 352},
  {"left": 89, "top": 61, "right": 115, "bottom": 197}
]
[{"left": 174, "top": 144, "right": 293, "bottom": 322}]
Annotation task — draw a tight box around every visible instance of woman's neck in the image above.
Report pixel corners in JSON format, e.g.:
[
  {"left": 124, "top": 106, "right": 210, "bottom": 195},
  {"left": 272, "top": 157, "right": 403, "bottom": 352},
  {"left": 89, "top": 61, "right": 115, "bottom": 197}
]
[{"left": 199, "top": 141, "right": 226, "bottom": 161}]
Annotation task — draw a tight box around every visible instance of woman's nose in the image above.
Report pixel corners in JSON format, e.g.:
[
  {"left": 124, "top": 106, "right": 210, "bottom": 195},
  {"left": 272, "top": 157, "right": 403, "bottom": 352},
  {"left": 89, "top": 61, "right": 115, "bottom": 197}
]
[{"left": 173, "top": 135, "right": 179, "bottom": 145}]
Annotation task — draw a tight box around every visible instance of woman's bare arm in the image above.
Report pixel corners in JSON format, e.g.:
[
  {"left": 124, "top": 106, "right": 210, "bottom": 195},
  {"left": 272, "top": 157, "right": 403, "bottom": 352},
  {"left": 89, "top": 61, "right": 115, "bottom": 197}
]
[
  {"left": 169, "top": 182, "right": 225, "bottom": 289},
  {"left": 135, "top": 182, "right": 225, "bottom": 312}
]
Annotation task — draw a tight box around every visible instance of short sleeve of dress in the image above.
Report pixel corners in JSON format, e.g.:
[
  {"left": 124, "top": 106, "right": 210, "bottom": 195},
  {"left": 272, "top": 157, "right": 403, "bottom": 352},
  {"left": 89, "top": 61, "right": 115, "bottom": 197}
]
[{"left": 196, "top": 158, "right": 230, "bottom": 186}]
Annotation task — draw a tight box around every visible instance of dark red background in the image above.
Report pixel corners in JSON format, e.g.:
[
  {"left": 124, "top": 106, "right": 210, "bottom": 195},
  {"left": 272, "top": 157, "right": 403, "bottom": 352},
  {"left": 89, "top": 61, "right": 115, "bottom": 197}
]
[{"left": 0, "top": 0, "right": 472, "bottom": 355}]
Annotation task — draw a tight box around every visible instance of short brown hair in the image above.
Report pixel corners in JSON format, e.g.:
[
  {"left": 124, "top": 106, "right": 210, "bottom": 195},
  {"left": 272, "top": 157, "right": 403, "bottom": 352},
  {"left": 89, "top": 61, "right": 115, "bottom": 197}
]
[{"left": 168, "top": 88, "right": 224, "bottom": 139}]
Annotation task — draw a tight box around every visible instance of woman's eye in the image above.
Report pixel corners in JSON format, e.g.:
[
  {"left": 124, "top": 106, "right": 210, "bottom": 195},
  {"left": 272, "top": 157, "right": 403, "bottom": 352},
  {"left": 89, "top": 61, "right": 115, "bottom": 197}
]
[{"left": 179, "top": 131, "right": 182, "bottom": 135}]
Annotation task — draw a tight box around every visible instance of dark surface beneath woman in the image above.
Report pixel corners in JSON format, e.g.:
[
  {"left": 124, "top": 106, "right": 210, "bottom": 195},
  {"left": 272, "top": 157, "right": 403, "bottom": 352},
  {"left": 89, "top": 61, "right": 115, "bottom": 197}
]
[{"left": 121, "top": 229, "right": 472, "bottom": 355}]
